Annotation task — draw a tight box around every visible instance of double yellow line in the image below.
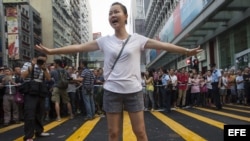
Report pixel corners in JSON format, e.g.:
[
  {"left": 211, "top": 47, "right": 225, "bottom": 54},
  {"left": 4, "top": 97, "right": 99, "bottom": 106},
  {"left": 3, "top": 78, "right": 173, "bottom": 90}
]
[
  {"left": 194, "top": 107, "right": 250, "bottom": 122},
  {"left": 151, "top": 112, "right": 207, "bottom": 141}
]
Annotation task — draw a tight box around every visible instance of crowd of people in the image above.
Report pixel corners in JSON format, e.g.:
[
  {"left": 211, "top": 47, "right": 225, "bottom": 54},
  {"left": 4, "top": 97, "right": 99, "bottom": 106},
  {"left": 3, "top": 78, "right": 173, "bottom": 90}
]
[
  {"left": 141, "top": 66, "right": 250, "bottom": 113},
  {"left": 2, "top": 2, "right": 246, "bottom": 141},
  {"left": 1, "top": 60, "right": 250, "bottom": 138},
  {"left": 0, "top": 56, "right": 106, "bottom": 140}
]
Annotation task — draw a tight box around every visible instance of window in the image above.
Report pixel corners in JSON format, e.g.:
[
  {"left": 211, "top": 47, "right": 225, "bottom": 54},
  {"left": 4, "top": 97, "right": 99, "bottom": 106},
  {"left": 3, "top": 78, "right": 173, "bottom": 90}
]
[
  {"left": 219, "top": 31, "right": 231, "bottom": 69},
  {"left": 233, "top": 23, "right": 247, "bottom": 53}
]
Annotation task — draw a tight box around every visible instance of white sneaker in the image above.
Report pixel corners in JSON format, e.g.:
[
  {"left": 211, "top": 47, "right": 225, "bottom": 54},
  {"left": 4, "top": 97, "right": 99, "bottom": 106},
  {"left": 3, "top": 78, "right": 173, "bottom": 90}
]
[{"left": 39, "top": 132, "right": 51, "bottom": 136}]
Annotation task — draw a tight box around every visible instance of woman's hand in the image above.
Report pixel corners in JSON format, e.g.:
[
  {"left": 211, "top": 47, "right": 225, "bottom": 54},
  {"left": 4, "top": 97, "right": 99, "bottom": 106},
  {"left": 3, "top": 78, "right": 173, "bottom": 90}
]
[
  {"left": 35, "top": 44, "right": 52, "bottom": 55},
  {"left": 187, "top": 46, "right": 203, "bottom": 56}
]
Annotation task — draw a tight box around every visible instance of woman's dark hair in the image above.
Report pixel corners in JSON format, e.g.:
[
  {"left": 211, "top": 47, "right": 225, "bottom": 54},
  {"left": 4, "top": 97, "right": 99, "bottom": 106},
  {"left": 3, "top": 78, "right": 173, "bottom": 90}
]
[
  {"left": 111, "top": 2, "right": 128, "bottom": 24},
  {"left": 148, "top": 69, "right": 154, "bottom": 78},
  {"left": 141, "top": 72, "right": 145, "bottom": 77}
]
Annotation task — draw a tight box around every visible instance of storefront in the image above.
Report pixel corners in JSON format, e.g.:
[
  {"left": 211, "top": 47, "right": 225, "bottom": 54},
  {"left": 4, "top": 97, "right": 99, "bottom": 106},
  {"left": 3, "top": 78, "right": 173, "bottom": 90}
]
[{"left": 218, "top": 18, "right": 250, "bottom": 70}]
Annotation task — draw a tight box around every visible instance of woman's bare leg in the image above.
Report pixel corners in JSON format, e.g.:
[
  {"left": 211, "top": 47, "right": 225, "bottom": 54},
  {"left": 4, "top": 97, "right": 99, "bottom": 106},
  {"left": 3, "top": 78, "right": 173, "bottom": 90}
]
[
  {"left": 128, "top": 111, "right": 148, "bottom": 141},
  {"left": 106, "top": 112, "right": 122, "bottom": 141}
]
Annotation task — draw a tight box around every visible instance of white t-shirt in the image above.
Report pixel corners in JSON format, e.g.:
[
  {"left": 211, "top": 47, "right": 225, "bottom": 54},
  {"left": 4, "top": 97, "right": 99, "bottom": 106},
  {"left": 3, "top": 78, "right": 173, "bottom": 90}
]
[
  {"left": 206, "top": 75, "right": 212, "bottom": 89},
  {"left": 96, "top": 33, "right": 149, "bottom": 94},
  {"left": 67, "top": 73, "right": 77, "bottom": 93},
  {"left": 236, "top": 75, "right": 244, "bottom": 90},
  {"left": 221, "top": 76, "right": 228, "bottom": 90},
  {"left": 169, "top": 75, "right": 177, "bottom": 85}
]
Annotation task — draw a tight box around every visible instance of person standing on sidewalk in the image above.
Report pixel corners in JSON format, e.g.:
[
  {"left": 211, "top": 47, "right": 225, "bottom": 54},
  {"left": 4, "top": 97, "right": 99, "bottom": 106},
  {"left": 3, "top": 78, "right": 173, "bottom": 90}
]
[
  {"left": 210, "top": 63, "right": 222, "bottom": 110},
  {"left": 76, "top": 60, "right": 95, "bottom": 121},
  {"left": 50, "top": 59, "right": 74, "bottom": 121},
  {"left": 177, "top": 68, "right": 189, "bottom": 108},
  {"left": 21, "top": 53, "right": 51, "bottom": 141},
  {"left": 35, "top": 2, "right": 202, "bottom": 141},
  {"left": 2, "top": 67, "right": 19, "bottom": 126},
  {"left": 66, "top": 66, "right": 79, "bottom": 115}
]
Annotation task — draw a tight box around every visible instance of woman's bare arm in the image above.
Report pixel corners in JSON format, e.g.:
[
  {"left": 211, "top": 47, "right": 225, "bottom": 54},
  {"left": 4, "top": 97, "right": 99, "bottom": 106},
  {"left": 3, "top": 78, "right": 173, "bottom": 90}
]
[
  {"left": 144, "top": 39, "right": 202, "bottom": 56},
  {"left": 35, "top": 40, "right": 99, "bottom": 55}
]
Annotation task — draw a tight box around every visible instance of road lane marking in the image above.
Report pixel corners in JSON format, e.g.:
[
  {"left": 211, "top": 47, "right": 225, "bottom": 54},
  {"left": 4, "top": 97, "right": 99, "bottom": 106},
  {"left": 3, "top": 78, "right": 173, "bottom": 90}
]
[
  {"left": 215, "top": 106, "right": 250, "bottom": 114},
  {"left": 123, "top": 111, "right": 136, "bottom": 141},
  {"left": 176, "top": 109, "right": 224, "bottom": 129},
  {"left": 14, "top": 117, "right": 69, "bottom": 141},
  {"left": 66, "top": 117, "right": 100, "bottom": 141},
  {"left": 194, "top": 107, "right": 250, "bottom": 122},
  {"left": 225, "top": 104, "right": 250, "bottom": 109},
  {"left": 151, "top": 112, "right": 207, "bottom": 141},
  {"left": 0, "top": 122, "right": 24, "bottom": 133}
]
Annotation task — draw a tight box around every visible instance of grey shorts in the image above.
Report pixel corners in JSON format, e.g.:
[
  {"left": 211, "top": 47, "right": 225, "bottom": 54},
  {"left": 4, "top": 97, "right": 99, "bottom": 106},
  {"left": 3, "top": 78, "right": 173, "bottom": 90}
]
[{"left": 103, "top": 89, "right": 144, "bottom": 113}]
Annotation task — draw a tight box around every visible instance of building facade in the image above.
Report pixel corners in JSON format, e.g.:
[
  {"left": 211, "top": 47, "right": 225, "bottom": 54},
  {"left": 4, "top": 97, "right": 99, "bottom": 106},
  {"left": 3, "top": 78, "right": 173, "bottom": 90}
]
[
  {"left": 30, "top": 0, "right": 92, "bottom": 66},
  {"left": 130, "top": 0, "right": 148, "bottom": 72},
  {"left": 144, "top": 0, "right": 250, "bottom": 72},
  {"left": 1, "top": 0, "right": 42, "bottom": 67},
  {"left": 0, "top": 0, "right": 93, "bottom": 67},
  {"left": 78, "top": 0, "right": 92, "bottom": 68},
  {"left": 0, "top": 0, "right": 4, "bottom": 66}
]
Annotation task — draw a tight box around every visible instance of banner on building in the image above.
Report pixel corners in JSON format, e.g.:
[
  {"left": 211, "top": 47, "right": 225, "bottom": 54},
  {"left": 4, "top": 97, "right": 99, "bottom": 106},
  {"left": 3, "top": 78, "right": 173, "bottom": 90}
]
[
  {"left": 7, "top": 34, "right": 19, "bottom": 60},
  {"left": 6, "top": 7, "right": 19, "bottom": 60},
  {"left": 6, "top": 7, "right": 18, "bottom": 34},
  {"left": 159, "top": 0, "right": 213, "bottom": 43}
]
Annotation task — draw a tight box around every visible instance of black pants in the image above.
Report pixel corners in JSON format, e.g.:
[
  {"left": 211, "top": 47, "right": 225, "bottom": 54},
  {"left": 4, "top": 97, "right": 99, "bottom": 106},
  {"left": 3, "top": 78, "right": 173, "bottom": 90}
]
[
  {"left": 23, "top": 94, "right": 45, "bottom": 140},
  {"left": 212, "top": 82, "right": 222, "bottom": 109},
  {"left": 166, "top": 90, "right": 172, "bottom": 112}
]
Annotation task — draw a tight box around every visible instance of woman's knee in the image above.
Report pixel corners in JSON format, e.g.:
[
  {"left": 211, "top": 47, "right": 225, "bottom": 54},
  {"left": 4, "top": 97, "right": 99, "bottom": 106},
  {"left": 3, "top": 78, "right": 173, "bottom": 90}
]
[
  {"left": 133, "top": 126, "right": 147, "bottom": 139},
  {"left": 108, "top": 127, "right": 120, "bottom": 139}
]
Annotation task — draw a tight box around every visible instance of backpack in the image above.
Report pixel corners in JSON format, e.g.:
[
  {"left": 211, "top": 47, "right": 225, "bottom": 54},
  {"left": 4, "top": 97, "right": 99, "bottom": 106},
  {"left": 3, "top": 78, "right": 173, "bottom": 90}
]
[{"left": 56, "top": 69, "right": 69, "bottom": 89}]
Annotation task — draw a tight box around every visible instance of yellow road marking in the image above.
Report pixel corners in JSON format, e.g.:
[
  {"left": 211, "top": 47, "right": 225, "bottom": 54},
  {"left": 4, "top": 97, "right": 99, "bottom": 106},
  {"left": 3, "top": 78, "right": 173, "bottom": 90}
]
[
  {"left": 176, "top": 109, "right": 224, "bottom": 129},
  {"left": 14, "top": 117, "right": 69, "bottom": 141},
  {"left": 66, "top": 117, "right": 100, "bottom": 141},
  {"left": 195, "top": 107, "right": 250, "bottom": 122},
  {"left": 225, "top": 104, "right": 250, "bottom": 109},
  {"left": 219, "top": 107, "right": 250, "bottom": 114},
  {"left": 0, "top": 122, "right": 24, "bottom": 133},
  {"left": 123, "top": 111, "right": 136, "bottom": 141},
  {"left": 151, "top": 112, "right": 207, "bottom": 141}
]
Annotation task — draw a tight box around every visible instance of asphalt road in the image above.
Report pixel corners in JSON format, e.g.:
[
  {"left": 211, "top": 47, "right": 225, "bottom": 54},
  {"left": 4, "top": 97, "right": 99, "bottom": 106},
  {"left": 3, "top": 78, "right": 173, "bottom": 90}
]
[{"left": 0, "top": 104, "right": 249, "bottom": 141}]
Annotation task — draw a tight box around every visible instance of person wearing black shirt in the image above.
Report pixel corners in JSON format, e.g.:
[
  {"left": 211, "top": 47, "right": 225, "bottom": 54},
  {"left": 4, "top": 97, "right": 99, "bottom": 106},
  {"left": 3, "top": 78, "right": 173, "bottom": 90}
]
[{"left": 21, "top": 53, "right": 51, "bottom": 141}]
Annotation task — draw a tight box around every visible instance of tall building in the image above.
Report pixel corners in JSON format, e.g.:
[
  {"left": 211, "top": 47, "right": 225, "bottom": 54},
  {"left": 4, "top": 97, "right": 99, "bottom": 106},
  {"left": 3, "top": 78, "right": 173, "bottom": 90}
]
[
  {"left": 130, "top": 0, "right": 145, "bottom": 35},
  {"left": 0, "top": 0, "right": 92, "bottom": 67},
  {"left": 0, "top": 0, "right": 4, "bottom": 66},
  {"left": 29, "top": 0, "right": 92, "bottom": 66},
  {"left": 31, "top": 6, "right": 42, "bottom": 57},
  {"left": 1, "top": 0, "right": 42, "bottom": 67},
  {"left": 130, "top": 0, "right": 147, "bottom": 72},
  {"left": 79, "top": 0, "right": 92, "bottom": 66},
  {"left": 88, "top": 32, "right": 103, "bottom": 69}
]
